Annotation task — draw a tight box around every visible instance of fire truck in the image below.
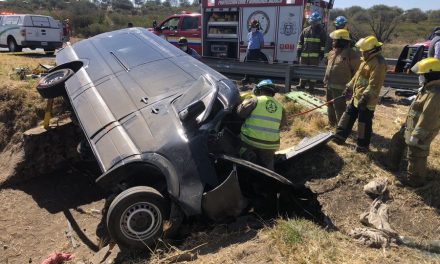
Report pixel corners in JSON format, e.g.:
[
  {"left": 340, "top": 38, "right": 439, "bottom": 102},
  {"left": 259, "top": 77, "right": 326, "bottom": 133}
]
[
  {"left": 150, "top": 0, "right": 333, "bottom": 63},
  {"left": 201, "top": 0, "right": 333, "bottom": 63}
]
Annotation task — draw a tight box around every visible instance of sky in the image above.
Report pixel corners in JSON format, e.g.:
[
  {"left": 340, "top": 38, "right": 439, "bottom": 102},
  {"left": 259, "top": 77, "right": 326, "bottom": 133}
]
[{"left": 333, "top": 0, "right": 438, "bottom": 11}]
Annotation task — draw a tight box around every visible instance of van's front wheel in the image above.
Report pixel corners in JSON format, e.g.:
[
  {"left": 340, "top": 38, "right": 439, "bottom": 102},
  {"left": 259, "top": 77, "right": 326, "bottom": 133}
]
[
  {"left": 106, "top": 186, "right": 169, "bottom": 250},
  {"left": 8, "top": 38, "right": 22, "bottom": 52}
]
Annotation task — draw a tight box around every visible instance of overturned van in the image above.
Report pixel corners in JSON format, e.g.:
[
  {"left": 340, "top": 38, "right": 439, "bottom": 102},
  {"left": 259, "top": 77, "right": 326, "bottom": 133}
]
[{"left": 35, "top": 28, "right": 331, "bottom": 249}]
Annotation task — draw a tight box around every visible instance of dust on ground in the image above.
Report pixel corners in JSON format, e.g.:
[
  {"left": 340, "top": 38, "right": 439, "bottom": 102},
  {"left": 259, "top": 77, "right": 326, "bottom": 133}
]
[{"left": 0, "top": 53, "right": 439, "bottom": 263}]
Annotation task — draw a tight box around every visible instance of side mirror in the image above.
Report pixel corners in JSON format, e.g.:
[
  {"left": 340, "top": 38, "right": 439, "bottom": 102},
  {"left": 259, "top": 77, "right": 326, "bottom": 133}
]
[{"left": 179, "top": 100, "right": 205, "bottom": 124}]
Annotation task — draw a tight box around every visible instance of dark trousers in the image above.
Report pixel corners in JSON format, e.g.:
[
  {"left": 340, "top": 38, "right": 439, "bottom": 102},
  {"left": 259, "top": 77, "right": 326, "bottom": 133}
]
[
  {"left": 326, "top": 87, "right": 346, "bottom": 126},
  {"left": 335, "top": 102, "right": 374, "bottom": 148},
  {"left": 242, "top": 49, "right": 267, "bottom": 83}
]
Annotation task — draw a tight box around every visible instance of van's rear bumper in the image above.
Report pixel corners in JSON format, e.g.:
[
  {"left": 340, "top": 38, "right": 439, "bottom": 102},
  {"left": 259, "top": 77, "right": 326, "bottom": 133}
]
[{"left": 21, "top": 41, "right": 62, "bottom": 50}]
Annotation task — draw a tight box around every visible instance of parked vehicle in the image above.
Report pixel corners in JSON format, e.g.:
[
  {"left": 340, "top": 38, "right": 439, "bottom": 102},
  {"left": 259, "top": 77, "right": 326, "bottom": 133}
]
[
  {"left": 0, "top": 14, "right": 62, "bottom": 53},
  {"left": 35, "top": 28, "right": 331, "bottom": 249},
  {"left": 395, "top": 27, "right": 440, "bottom": 73},
  {"left": 149, "top": 11, "right": 202, "bottom": 54}
]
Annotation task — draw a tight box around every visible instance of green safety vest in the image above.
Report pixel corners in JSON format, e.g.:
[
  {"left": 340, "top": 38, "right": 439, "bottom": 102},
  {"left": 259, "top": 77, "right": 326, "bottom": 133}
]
[{"left": 240, "top": 96, "right": 283, "bottom": 150}]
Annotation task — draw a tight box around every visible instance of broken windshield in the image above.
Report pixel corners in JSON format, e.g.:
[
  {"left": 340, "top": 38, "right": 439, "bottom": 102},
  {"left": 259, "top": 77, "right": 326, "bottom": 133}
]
[{"left": 174, "top": 75, "right": 217, "bottom": 123}]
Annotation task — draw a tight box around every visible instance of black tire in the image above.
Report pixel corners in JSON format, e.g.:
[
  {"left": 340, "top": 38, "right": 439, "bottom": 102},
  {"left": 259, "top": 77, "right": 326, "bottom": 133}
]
[
  {"left": 36, "top": 68, "right": 74, "bottom": 99},
  {"left": 106, "top": 186, "right": 169, "bottom": 250},
  {"left": 8, "top": 38, "right": 22, "bottom": 52}
]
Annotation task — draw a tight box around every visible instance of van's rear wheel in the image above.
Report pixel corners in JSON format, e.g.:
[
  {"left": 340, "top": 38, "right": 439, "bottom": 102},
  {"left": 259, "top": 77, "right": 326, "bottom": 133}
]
[
  {"left": 8, "top": 38, "right": 22, "bottom": 52},
  {"left": 106, "top": 186, "right": 169, "bottom": 250},
  {"left": 36, "top": 68, "right": 74, "bottom": 99}
]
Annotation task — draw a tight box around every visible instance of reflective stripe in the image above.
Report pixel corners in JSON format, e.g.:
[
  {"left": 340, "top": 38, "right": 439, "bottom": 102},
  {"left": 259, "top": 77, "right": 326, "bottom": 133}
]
[
  {"left": 297, "top": 44, "right": 302, "bottom": 48},
  {"left": 409, "top": 109, "right": 420, "bottom": 117},
  {"left": 320, "top": 47, "right": 325, "bottom": 51},
  {"left": 243, "top": 124, "right": 279, "bottom": 133},
  {"left": 301, "top": 52, "right": 319, "bottom": 58},
  {"left": 249, "top": 114, "right": 281, "bottom": 123},
  {"left": 304, "top": 37, "right": 321, "bottom": 43},
  {"left": 241, "top": 134, "right": 280, "bottom": 150}
]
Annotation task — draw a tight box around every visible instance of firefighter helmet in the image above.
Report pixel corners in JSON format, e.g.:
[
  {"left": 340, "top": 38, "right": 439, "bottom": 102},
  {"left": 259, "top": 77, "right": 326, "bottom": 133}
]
[
  {"left": 355, "top": 36, "right": 383, "bottom": 52},
  {"left": 177, "top": 37, "right": 188, "bottom": 45},
  {"left": 256, "top": 79, "right": 277, "bottom": 94},
  {"left": 329, "top": 29, "right": 350, "bottom": 41},
  {"left": 334, "top": 16, "right": 347, "bottom": 28},
  {"left": 411, "top": 58, "right": 440, "bottom": 74},
  {"left": 308, "top": 12, "right": 322, "bottom": 23},
  {"left": 249, "top": 19, "right": 260, "bottom": 29}
]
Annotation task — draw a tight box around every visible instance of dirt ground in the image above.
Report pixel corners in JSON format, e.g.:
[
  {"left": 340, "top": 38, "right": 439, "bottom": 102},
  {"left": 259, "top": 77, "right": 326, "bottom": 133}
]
[{"left": 0, "top": 54, "right": 440, "bottom": 263}]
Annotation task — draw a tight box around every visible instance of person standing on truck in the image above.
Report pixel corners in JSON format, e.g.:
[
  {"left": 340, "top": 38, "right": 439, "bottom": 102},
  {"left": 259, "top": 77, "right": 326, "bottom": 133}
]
[
  {"left": 237, "top": 79, "right": 287, "bottom": 171},
  {"left": 177, "top": 37, "right": 201, "bottom": 60},
  {"left": 296, "top": 12, "right": 327, "bottom": 91},
  {"left": 387, "top": 58, "right": 440, "bottom": 187},
  {"left": 324, "top": 29, "right": 361, "bottom": 126},
  {"left": 333, "top": 36, "right": 387, "bottom": 153},
  {"left": 241, "top": 20, "right": 265, "bottom": 85},
  {"left": 428, "top": 29, "right": 440, "bottom": 59}
]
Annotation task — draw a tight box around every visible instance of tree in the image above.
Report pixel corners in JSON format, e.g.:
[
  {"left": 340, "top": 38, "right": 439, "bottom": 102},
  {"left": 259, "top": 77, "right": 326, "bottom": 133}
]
[
  {"left": 428, "top": 10, "right": 440, "bottom": 23},
  {"left": 112, "top": 0, "right": 134, "bottom": 10},
  {"left": 365, "top": 5, "right": 403, "bottom": 42},
  {"left": 403, "top": 8, "right": 427, "bottom": 23}
]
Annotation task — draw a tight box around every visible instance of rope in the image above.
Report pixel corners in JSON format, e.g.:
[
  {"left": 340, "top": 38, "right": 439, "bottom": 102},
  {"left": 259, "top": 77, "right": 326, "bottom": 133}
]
[{"left": 291, "top": 95, "right": 345, "bottom": 117}]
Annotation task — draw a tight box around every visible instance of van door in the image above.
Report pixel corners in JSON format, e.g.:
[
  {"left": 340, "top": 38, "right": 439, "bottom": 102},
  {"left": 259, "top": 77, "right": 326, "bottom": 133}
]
[
  {"left": 179, "top": 16, "right": 202, "bottom": 54},
  {"left": 157, "top": 16, "right": 181, "bottom": 45},
  {"left": 24, "top": 16, "right": 61, "bottom": 44}
]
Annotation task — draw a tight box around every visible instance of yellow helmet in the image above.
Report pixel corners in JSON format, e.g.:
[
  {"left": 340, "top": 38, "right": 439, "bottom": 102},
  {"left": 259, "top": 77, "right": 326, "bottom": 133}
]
[
  {"left": 355, "top": 36, "right": 383, "bottom": 52},
  {"left": 329, "top": 29, "right": 350, "bottom": 41},
  {"left": 411, "top": 58, "right": 440, "bottom": 74}
]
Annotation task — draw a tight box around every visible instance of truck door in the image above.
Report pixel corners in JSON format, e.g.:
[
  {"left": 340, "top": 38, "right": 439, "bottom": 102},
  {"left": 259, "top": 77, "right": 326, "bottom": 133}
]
[
  {"left": 179, "top": 16, "right": 202, "bottom": 54},
  {"left": 276, "top": 6, "right": 303, "bottom": 63},
  {"left": 157, "top": 16, "right": 181, "bottom": 45}
]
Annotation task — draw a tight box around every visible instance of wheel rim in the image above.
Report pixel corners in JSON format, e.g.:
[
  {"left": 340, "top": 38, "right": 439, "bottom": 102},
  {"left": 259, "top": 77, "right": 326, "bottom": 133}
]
[
  {"left": 42, "top": 71, "right": 66, "bottom": 85},
  {"left": 120, "top": 202, "right": 162, "bottom": 241}
]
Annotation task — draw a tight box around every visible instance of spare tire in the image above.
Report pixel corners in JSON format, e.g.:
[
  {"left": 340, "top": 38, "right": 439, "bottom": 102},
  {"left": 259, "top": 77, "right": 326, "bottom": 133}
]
[{"left": 36, "top": 68, "right": 74, "bottom": 99}]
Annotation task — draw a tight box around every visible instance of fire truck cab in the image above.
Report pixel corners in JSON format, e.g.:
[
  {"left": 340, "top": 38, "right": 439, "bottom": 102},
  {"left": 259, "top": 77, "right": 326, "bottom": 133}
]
[
  {"left": 201, "top": 0, "right": 332, "bottom": 63},
  {"left": 149, "top": 12, "right": 202, "bottom": 54}
]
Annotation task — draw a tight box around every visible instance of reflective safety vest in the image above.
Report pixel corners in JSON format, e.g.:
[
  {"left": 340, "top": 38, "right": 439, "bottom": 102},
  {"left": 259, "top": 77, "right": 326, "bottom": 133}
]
[{"left": 240, "top": 96, "right": 283, "bottom": 150}]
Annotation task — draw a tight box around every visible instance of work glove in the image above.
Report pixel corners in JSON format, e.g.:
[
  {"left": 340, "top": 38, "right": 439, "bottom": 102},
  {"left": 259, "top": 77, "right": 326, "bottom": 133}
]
[
  {"left": 342, "top": 87, "right": 352, "bottom": 100},
  {"left": 319, "top": 52, "right": 324, "bottom": 61},
  {"left": 358, "top": 95, "right": 369, "bottom": 110}
]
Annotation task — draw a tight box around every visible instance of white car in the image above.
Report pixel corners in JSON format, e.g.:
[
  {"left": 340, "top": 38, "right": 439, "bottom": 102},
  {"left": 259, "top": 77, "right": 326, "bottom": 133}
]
[{"left": 0, "top": 14, "right": 62, "bottom": 53}]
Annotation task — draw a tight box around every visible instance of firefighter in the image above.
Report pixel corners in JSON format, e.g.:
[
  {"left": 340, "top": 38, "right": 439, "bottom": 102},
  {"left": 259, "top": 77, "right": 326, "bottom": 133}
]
[
  {"left": 428, "top": 29, "right": 440, "bottom": 59},
  {"left": 296, "top": 12, "right": 327, "bottom": 91},
  {"left": 241, "top": 20, "right": 266, "bottom": 85},
  {"left": 333, "top": 36, "right": 387, "bottom": 152},
  {"left": 334, "top": 16, "right": 348, "bottom": 30},
  {"left": 387, "top": 58, "right": 440, "bottom": 187},
  {"left": 177, "top": 37, "right": 201, "bottom": 60},
  {"left": 237, "top": 79, "right": 287, "bottom": 170},
  {"left": 324, "top": 29, "right": 361, "bottom": 126}
]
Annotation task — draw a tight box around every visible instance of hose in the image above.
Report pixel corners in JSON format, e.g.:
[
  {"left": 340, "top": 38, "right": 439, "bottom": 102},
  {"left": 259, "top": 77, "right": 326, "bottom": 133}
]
[{"left": 291, "top": 95, "right": 345, "bottom": 117}]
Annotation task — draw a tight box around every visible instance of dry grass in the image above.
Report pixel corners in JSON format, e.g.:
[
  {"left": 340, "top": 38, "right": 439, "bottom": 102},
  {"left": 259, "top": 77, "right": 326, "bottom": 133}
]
[{"left": 0, "top": 54, "right": 62, "bottom": 150}]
